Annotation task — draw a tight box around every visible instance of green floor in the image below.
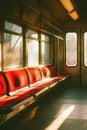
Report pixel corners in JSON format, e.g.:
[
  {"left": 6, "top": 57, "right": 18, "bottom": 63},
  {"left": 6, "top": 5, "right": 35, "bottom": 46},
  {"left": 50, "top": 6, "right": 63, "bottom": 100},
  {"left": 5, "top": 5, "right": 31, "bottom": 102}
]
[{"left": 1, "top": 85, "right": 87, "bottom": 130}]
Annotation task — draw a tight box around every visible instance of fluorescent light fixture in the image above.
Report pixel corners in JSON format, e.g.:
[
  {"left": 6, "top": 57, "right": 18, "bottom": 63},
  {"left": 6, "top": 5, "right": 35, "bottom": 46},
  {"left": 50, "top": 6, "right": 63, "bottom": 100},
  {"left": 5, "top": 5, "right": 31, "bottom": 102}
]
[
  {"left": 69, "top": 10, "right": 79, "bottom": 20},
  {"left": 60, "top": 0, "right": 74, "bottom": 13}
]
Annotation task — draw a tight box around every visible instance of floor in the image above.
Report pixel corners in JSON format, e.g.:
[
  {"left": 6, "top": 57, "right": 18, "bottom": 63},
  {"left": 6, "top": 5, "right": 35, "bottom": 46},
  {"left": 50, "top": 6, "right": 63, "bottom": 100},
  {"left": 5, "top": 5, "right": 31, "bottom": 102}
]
[{"left": 0, "top": 84, "right": 87, "bottom": 130}]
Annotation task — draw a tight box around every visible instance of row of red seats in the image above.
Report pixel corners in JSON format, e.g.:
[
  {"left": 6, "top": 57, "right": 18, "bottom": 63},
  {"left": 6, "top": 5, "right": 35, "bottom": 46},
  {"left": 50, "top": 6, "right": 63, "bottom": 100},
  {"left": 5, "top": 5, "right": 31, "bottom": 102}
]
[{"left": 0, "top": 65, "right": 69, "bottom": 123}]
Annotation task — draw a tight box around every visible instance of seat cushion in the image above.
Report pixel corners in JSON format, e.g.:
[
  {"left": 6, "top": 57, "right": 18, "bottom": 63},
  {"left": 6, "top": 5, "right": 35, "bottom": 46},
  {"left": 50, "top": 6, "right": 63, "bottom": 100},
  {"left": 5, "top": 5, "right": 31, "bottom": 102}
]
[
  {"left": 25, "top": 67, "right": 42, "bottom": 84},
  {"left": 3, "top": 68, "right": 29, "bottom": 92},
  {"left": 0, "top": 72, "right": 7, "bottom": 96}
]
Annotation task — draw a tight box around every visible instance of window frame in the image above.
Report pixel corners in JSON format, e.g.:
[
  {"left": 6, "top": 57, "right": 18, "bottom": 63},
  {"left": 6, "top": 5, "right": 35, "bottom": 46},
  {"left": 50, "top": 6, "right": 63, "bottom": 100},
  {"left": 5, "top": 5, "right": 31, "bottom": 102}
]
[
  {"left": 41, "top": 33, "right": 50, "bottom": 64},
  {"left": 84, "top": 32, "right": 87, "bottom": 67},
  {"left": 3, "top": 20, "right": 23, "bottom": 70},
  {"left": 26, "top": 29, "right": 39, "bottom": 67},
  {"left": 66, "top": 32, "right": 78, "bottom": 67}
]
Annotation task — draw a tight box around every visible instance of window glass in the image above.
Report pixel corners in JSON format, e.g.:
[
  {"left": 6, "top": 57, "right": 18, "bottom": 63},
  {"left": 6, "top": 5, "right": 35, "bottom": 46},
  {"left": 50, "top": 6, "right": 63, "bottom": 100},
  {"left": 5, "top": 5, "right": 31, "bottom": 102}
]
[
  {"left": 26, "top": 29, "right": 39, "bottom": 66},
  {"left": 26, "top": 30, "right": 38, "bottom": 39},
  {"left": 41, "top": 34, "right": 49, "bottom": 41},
  {"left": 3, "top": 33, "right": 23, "bottom": 69},
  {"left": 0, "top": 21, "right": 1, "bottom": 70},
  {"left": 0, "top": 43, "right": 1, "bottom": 71},
  {"left": 41, "top": 41, "right": 49, "bottom": 64},
  {"left": 84, "top": 32, "right": 87, "bottom": 66},
  {"left": 5, "top": 21, "right": 22, "bottom": 34},
  {"left": 3, "top": 21, "right": 23, "bottom": 70},
  {"left": 66, "top": 32, "right": 77, "bottom": 66},
  {"left": 41, "top": 34, "right": 49, "bottom": 64}
]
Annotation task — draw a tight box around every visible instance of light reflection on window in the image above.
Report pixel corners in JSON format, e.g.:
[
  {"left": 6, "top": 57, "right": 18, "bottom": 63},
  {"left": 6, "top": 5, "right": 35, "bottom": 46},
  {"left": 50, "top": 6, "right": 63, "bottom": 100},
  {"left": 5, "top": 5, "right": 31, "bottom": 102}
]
[
  {"left": 5, "top": 21, "right": 22, "bottom": 34},
  {"left": 26, "top": 30, "right": 38, "bottom": 39},
  {"left": 0, "top": 43, "right": 1, "bottom": 70},
  {"left": 27, "top": 39, "right": 39, "bottom": 66},
  {"left": 26, "top": 29, "right": 39, "bottom": 66},
  {"left": 66, "top": 32, "right": 77, "bottom": 66},
  {"left": 3, "top": 21, "right": 23, "bottom": 70},
  {"left": 41, "top": 34, "right": 49, "bottom": 64},
  {"left": 41, "top": 34, "right": 49, "bottom": 41},
  {"left": 3, "top": 33, "right": 23, "bottom": 69},
  {"left": 84, "top": 32, "right": 87, "bottom": 66}
]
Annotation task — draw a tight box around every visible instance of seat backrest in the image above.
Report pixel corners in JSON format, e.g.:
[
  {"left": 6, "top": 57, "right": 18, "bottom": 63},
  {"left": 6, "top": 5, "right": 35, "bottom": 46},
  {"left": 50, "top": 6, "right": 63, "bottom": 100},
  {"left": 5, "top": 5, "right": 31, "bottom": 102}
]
[
  {"left": 3, "top": 68, "right": 29, "bottom": 92},
  {"left": 25, "top": 67, "right": 42, "bottom": 85},
  {"left": 46, "top": 65, "right": 58, "bottom": 77},
  {"left": 0, "top": 72, "right": 7, "bottom": 96},
  {"left": 38, "top": 66, "right": 51, "bottom": 79}
]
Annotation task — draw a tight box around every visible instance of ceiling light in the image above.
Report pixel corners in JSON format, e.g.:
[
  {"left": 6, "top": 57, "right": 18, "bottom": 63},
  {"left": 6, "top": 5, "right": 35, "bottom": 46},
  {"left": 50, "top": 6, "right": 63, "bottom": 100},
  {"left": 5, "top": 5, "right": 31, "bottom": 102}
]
[
  {"left": 69, "top": 10, "right": 79, "bottom": 20},
  {"left": 59, "top": 0, "right": 74, "bottom": 13}
]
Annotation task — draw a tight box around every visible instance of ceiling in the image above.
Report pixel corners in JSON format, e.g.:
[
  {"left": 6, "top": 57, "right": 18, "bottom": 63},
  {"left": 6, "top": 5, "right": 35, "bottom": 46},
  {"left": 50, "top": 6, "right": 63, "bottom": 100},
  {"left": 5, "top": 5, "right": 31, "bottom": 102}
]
[
  {"left": 40, "top": 0, "right": 87, "bottom": 28},
  {"left": 1, "top": 0, "right": 87, "bottom": 29},
  {"left": 73, "top": 0, "right": 87, "bottom": 19}
]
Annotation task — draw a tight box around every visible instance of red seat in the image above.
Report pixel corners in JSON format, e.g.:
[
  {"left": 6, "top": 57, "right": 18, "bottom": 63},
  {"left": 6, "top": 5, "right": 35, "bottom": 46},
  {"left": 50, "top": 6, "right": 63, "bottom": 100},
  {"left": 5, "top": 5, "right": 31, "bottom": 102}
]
[
  {"left": 0, "top": 68, "right": 44, "bottom": 109},
  {"left": 4, "top": 68, "right": 29, "bottom": 92},
  {"left": 0, "top": 72, "right": 7, "bottom": 96},
  {"left": 25, "top": 67, "right": 42, "bottom": 85},
  {"left": 0, "top": 66, "right": 69, "bottom": 110},
  {"left": 0, "top": 68, "right": 30, "bottom": 108}
]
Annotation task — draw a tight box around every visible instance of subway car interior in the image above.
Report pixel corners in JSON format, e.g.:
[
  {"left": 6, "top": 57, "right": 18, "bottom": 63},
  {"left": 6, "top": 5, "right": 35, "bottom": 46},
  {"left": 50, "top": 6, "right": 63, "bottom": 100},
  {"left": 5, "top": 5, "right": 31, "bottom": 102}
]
[{"left": 0, "top": 0, "right": 87, "bottom": 130}]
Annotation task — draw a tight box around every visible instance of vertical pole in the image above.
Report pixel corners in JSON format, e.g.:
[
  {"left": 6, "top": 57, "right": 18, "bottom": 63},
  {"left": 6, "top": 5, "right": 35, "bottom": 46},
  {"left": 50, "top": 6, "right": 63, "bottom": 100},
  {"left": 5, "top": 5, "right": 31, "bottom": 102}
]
[
  {"left": 58, "top": 38, "right": 59, "bottom": 76},
  {"left": 80, "top": 28, "right": 82, "bottom": 87}
]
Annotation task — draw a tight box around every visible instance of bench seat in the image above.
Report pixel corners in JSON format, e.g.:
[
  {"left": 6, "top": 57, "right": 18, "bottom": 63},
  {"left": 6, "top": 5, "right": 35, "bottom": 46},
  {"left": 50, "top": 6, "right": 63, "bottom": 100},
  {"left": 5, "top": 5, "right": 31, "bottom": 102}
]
[{"left": 0, "top": 66, "right": 69, "bottom": 124}]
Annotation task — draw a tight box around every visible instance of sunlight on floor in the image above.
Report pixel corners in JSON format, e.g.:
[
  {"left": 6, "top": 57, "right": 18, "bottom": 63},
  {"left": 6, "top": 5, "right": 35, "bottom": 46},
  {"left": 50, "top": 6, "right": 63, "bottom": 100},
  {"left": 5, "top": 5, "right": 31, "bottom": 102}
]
[{"left": 45, "top": 105, "right": 75, "bottom": 130}]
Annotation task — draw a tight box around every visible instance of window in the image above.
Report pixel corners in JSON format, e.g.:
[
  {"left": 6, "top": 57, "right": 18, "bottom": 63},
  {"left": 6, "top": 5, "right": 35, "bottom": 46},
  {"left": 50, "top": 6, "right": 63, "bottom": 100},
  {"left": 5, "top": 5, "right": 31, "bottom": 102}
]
[
  {"left": 26, "top": 29, "right": 39, "bottom": 66},
  {"left": 66, "top": 32, "right": 77, "bottom": 66},
  {"left": 0, "top": 43, "right": 1, "bottom": 70},
  {"left": 84, "top": 32, "right": 87, "bottom": 66},
  {"left": 0, "top": 20, "right": 1, "bottom": 70},
  {"left": 3, "top": 21, "right": 23, "bottom": 69},
  {"left": 5, "top": 21, "right": 22, "bottom": 34},
  {"left": 41, "top": 34, "right": 50, "bottom": 64}
]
